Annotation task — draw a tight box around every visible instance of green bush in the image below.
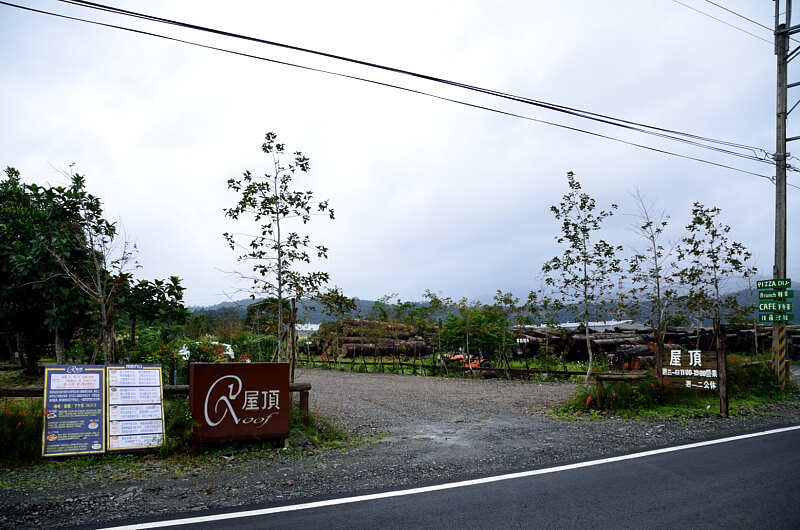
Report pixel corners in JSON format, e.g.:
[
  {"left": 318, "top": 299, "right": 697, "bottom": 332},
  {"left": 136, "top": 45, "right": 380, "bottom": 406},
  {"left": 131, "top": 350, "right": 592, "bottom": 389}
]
[
  {"left": 160, "top": 397, "right": 195, "bottom": 455},
  {"left": 728, "top": 361, "right": 790, "bottom": 397},
  {"left": 297, "top": 404, "right": 348, "bottom": 447},
  {"left": 129, "top": 336, "right": 186, "bottom": 386},
  {"left": 181, "top": 340, "right": 234, "bottom": 363},
  {"left": 562, "top": 359, "right": 793, "bottom": 416},
  {"left": 230, "top": 333, "right": 279, "bottom": 362},
  {"left": 0, "top": 397, "right": 44, "bottom": 465},
  {"left": 66, "top": 335, "right": 96, "bottom": 364},
  {"left": 564, "top": 377, "right": 661, "bottom": 414}
]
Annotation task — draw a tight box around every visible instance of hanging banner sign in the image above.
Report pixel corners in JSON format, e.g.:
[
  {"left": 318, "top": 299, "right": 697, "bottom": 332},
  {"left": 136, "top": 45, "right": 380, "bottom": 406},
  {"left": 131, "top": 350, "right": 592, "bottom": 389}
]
[
  {"left": 42, "top": 365, "right": 106, "bottom": 457},
  {"left": 106, "top": 364, "right": 165, "bottom": 451},
  {"left": 189, "top": 363, "right": 290, "bottom": 442},
  {"left": 661, "top": 350, "right": 718, "bottom": 391}
]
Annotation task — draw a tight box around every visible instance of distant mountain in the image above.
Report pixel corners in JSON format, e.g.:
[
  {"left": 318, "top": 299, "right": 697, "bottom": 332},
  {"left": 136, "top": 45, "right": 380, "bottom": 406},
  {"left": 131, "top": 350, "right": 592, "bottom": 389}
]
[
  {"left": 188, "top": 287, "right": 796, "bottom": 325},
  {"left": 189, "top": 297, "right": 385, "bottom": 324}
]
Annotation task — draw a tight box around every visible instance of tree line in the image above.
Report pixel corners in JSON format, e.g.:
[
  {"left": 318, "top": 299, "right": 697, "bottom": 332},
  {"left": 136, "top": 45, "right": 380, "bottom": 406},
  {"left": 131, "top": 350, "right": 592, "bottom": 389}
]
[
  {"left": 1, "top": 131, "right": 762, "bottom": 379},
  {"left": 1, "top": 167, "right": 188, "bottom": 375}
]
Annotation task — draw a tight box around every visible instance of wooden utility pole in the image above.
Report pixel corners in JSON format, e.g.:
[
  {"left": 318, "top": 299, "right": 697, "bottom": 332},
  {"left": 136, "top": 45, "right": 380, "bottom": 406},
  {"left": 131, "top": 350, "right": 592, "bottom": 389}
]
[{"left": 774, "top": 1, "right": 790, "bottom": 387}]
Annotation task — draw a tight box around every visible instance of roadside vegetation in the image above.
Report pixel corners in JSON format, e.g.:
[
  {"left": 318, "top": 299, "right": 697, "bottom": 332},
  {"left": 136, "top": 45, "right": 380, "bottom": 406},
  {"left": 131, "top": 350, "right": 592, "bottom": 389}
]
[
  {"left": 2, "top": 140, "right": 796, "bottom": 476},
  {"left": 558, "top": 359, "right": 795, "bottom": 419},
  {"left": 1, "top": 362, "right": 351, "bottom": 470}
]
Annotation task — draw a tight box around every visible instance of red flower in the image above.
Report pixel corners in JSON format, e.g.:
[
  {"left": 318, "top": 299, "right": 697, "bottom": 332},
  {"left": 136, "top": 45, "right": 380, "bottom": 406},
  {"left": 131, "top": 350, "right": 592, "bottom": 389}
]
[{"left": 585, "top": 396, "right": 593, "bottom": 406}]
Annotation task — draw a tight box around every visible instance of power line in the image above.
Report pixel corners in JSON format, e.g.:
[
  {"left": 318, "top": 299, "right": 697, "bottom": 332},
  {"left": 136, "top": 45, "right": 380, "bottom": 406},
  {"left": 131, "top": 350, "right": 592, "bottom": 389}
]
[
  {"left": 702, "top": 0, "right": 774, "bottom": 32},
  {"left": 55, "top": 0, "right": 775, "bottom": 166},
  {"left": 671, "top": 0, "right": 774, "bottom": 44},
  {"left": 1, "top": 0, "right": 793, "bottom": 186}
]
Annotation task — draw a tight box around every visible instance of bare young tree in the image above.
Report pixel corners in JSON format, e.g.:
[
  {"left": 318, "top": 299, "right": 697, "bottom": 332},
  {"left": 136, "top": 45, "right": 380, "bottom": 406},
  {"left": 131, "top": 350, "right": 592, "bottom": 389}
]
[{"left": 625, "top": 188, "right": 679, "bottom": 378}]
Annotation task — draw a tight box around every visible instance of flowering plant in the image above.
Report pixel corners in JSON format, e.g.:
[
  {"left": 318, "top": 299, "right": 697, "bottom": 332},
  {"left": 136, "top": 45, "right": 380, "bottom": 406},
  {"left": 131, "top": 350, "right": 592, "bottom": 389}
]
[{"left": 178, "top": 340, "right": 235, "bottom": 362}]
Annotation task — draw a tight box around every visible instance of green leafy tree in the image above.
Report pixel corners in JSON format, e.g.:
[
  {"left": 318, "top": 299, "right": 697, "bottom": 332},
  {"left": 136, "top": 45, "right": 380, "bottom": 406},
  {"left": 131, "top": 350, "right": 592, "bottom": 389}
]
[
  {"left": 244, "top": 297, "right": 291, "bottom": 336},
  {"left": 0, "top": 167, "right": 49, "bottom": 370},
  {"left": 43, "top": 172, "right": 136, "bottom": 364},
  {"left": 492, "top": 290, "right": 522, "bottom": 373},
  {"left": 674, "top": 203, "right": 756, "bottom": 415},
  {"left": 440, "top": 299, "right": 505, "bottom": 359},
  {"left": 184, "top": 313, "right": 214, "bottom": 339},
  {"left": 542, "top": 172, "right": 622, "bottom": 382},
  {"left": 420, "top": 289, "right": 455, "bottom": 351},
  {"left": 316, "top": 286, "right": 357, "bottom": 325},
  {"left": 674, "top": 203, "right": 757, "bottom": 349},
  {"left": 121, "top": 276, "right": 189, "bottom": 346},
  {"left": 369, "top": 293, "right": 397, "bottom": 322},
  {"left": 1, "top": 168, "right": 96, "bottom": 370},
  {"left": 224, "top": 132, "right": 334, "bottom": 361},
  {"left": 314, "top": 286, "right": 357, "bottom": 362},
  {"left": 527, "top": 279, "right": 566, "bottom": 373}
]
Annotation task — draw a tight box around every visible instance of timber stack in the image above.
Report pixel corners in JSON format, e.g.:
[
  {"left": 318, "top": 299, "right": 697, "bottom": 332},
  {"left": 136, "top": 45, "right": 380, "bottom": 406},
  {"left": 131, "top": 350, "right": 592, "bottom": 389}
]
[
  {"left": 309, "top": 319, "right": 799, "bottom": 362},
  {"left": 316, "top": 318, "right": 431, "bottom": 358},
  {"left": 512, "top": 323, "right": 800, "bottom": 363}
]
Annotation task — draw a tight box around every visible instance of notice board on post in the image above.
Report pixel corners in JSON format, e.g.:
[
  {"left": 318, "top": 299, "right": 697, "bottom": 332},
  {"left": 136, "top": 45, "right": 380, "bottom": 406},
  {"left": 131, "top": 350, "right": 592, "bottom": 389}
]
[
  {"left": 107, "top": 364, "right": 165, "bottom": 451},
  {"left": 661, "top": 349, "right": 719, "bottom": 390},
  {"left": 189, "top": 362, "right": 290, "bottom": 443},
  {"left": 42, "top": 365, "right": 106, "bottom": 457}
]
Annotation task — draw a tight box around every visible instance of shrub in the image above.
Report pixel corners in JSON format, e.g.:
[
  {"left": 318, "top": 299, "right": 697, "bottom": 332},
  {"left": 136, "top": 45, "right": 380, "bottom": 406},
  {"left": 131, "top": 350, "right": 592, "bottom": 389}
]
[
  {"left": 180, "top": 340, "right": 234, "bottom": 363},
  {"left": 230, "top": 333, "right": 279, "bottom": 362},
  {"left": 129, "top": 339, "right": 186, "bottom": 386},
  {"left": 160, "top": 397, "right": 195, "bottom": 455},
  {"left": 0, "top": 397, "right": 44, "bottom": 465},
  {"left": 728, "top": 361, "right": 789, "bottom": 397}
]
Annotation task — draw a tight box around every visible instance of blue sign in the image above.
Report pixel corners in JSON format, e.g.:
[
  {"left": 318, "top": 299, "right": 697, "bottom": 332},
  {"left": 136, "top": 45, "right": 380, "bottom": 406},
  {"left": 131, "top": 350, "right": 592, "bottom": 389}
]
[{"left": 42, "top": 365, "right": 106, "bottom": 457}]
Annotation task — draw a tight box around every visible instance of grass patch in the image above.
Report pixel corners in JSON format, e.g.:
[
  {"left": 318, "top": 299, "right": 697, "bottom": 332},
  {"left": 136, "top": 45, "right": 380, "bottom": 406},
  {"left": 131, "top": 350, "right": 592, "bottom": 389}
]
[
  {"left": 556, "top": 361, "right": 797, "bottom": 420},
  {"left": 0, "top": 394, "right": 352, "bottom": 473}
]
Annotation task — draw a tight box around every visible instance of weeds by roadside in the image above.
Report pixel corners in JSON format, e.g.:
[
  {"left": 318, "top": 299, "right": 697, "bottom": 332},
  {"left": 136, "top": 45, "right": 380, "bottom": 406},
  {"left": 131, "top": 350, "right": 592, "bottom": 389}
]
[{"left": 556, "top": 362, "right": 797, "bottom": 420}]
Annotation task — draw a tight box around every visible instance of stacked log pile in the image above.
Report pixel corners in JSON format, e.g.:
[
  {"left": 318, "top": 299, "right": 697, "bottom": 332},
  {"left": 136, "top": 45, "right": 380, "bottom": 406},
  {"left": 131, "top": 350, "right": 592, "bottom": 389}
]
[
  {"left": 513, "top": 323, "right": 800, "bottom": 362},
  {"left": 317, "top": 319, "right": 431, "bottom": 358},
  {"left": 308, "top": 319, "right": 799, "bottom": 361}
]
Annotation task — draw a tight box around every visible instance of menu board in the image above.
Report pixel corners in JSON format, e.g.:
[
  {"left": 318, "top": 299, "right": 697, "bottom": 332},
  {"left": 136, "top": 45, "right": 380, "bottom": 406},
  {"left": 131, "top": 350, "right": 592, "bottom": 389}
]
[
  {"left": 42, "top": 366, "right": 106, "bottom": 457},
  {"left": 106, "top": 365, "right": 165, "bottom": 451}
]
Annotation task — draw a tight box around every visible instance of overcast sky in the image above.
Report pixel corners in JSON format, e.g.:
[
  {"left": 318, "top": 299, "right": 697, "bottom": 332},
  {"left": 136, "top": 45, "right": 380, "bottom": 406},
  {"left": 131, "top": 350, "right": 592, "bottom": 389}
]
[{"left": 1, "top": 0, "right": 797, "bottom": 307}]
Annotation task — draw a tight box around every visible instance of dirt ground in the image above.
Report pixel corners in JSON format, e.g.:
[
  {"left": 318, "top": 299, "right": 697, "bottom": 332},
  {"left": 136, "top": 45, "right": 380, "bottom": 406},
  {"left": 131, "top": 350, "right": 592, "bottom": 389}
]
[{"left": 2, "top": 368, "right": 799, "bottom": 529}]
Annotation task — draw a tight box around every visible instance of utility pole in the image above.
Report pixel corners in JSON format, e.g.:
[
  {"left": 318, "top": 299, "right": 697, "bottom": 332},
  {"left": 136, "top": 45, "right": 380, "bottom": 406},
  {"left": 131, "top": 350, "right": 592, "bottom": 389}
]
[{"left": 773, "top": 0, "right": 790, "bottom": 387}]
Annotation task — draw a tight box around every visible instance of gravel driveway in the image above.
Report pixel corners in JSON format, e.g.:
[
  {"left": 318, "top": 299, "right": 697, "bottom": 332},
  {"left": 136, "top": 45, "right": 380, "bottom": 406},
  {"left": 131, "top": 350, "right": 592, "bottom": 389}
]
[{"left": 2, "top": 368, "right": 799, "bottom": 529}]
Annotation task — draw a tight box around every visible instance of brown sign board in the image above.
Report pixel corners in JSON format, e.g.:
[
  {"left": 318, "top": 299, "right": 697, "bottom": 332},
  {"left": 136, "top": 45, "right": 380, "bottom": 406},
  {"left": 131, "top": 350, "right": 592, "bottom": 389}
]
[
  {"left": 189, "top": 363, "right": 290, "bottom": 442},
  {"left": 660, "top": 349, "right": 718, "bottom": 391}
]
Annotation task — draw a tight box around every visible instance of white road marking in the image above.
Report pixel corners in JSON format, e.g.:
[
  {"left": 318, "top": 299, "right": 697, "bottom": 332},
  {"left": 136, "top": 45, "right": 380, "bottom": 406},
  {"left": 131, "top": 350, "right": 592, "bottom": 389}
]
[{"left": 101, "top": 424, "right": 800, "bottom": 529}]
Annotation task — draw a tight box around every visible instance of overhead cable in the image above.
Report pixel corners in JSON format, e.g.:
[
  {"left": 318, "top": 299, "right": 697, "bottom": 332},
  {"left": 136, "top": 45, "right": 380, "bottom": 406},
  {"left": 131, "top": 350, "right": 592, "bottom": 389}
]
[
  {"left": 671, "top": 0, "right": 774, "bottom": 44},
  {"left": 55, "top": 0, "right": 775, "bottom": 166},
  {"left": 0, "top": 0, "right": 793, "bottom": 186}
]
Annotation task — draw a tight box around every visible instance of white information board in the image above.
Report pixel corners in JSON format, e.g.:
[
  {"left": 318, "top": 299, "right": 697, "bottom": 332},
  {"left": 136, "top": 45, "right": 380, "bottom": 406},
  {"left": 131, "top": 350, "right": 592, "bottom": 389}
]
[{"left": 106, "top": 365, "right": 164, "bottom": 451}]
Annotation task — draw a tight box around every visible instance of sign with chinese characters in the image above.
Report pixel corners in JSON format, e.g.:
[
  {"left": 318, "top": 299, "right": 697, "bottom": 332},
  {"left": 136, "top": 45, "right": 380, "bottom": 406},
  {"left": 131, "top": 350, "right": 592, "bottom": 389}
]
[
  {"left": 661, "top": 349, "right": 718, "bottom": 391},
  {"left": 757, "top": 278, "right": 794, "bottom": 323},
  {"left": 42, "top": 365, "right": 106, "bottom": 457},
  {"left": 189, "top": 363, "right": 290, "bottom": 442},
  {"left": 757, "top": 278, "right": 792, "bottom": 289},
  {"left": 106, "top": 365, "right": 164, "bottom": 451}
]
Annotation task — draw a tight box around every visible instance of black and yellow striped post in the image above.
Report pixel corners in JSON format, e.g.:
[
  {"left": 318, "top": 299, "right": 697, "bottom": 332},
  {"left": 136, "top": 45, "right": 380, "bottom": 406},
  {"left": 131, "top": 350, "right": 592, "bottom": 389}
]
[{"left": 777, "top": 324, "right": 788, "bottom": 389}]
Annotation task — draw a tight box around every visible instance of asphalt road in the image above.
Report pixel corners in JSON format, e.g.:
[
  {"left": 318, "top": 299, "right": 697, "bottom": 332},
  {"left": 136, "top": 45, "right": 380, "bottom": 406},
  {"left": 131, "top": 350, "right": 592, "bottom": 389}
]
[{"left": 101, "top": 425, "right": 800, "bottom": 530}]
